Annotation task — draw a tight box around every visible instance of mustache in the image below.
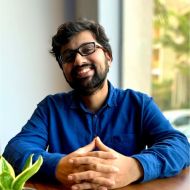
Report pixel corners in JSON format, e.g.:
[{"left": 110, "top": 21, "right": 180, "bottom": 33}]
[{"left": 71, "top": 63, "right": 96, "bottom": 76}]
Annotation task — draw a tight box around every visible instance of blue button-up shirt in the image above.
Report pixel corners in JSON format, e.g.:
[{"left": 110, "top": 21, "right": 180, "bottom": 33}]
[{"left": 3, "top": 82, "right": 190, "bottom": 182}]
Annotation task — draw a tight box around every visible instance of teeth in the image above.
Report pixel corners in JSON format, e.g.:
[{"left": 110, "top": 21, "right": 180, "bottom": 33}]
[{"left": 78, "top": 68, "right": 90, "bottom": 74}]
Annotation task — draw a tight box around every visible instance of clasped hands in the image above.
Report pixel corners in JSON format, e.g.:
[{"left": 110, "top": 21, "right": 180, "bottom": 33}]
[{"left": 56, "top": 137, "right": 143, "bottom": 190}]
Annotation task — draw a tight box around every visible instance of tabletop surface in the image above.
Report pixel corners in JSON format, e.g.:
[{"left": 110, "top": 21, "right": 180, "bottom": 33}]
[{"left": 26, "top": 167, "right": 190, "bottom": 190}]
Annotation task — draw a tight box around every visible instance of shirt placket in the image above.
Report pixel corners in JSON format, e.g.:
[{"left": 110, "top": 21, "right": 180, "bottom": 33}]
[{"left": 92, "top": 114, "right": 98, "bottom": 138}]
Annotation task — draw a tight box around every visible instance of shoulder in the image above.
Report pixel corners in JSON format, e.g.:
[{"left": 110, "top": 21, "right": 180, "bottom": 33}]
[
  {"left": 112, "top": 86, "right": 152, "bottom": 106},
  {"left": 37, "top": 91, "right": 74, "bottom": 109},
  {"left": 107, "top": 82, "right": 154, "bottom": 114}
]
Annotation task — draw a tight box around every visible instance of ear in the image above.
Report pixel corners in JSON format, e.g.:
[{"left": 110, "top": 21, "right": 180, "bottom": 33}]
[{"left": 105, "top": 52, "right": 112, "bottom": 67}]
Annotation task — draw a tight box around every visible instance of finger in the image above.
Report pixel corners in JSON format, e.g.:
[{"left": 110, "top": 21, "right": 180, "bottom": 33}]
[
  {"left": 95, "top": 137, "right": 113, "bottom": 152},
  {"left": 68, "top": 170, "right": 100, "bottom": 181},
  {"left": 71, "top": 176, "right": 115, "bottom": 189},
  {"left": 98, "top": 186, "right": 108, "bottom": 190},
  {"left": 69, "top": 156, "right": 104, "bottom": 165},
  {"left": 71, "top": 182, "right": 106, "bottom": 190},
  {"left": 92, "top": 176, "right": 115, "bottom": 187},
  {"left": 79, "top": 163, "right": 119, "bottom": 173},
  {"left": 76, "top": 139, "right": 96, "bottom": 154},
  {"left": 81, "top": 151, "right": 117, "bottom": 159}
]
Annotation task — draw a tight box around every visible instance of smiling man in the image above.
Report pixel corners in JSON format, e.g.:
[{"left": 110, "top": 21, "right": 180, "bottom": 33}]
[
  {"left": 60, "top": 34, "right": 111, "bottom": 98},
  {"left": 3, "top": 19, "right": 190, "bottom": 190}
]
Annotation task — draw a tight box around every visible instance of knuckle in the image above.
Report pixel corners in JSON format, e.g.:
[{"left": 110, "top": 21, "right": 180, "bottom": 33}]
[
  {"left": 92, "top": 164, "right": 99, "bottom": 170},
  {"left": 72, "top": 174, "right": 78, "bottom": 180},
  {"left": 86, "top": 157, "right": 91, "bottom": 163},
  {"left": 105, "top": 179, "right": 115, "bottom": 187},
  {"left": 94, "top": 151, "right": 101, "bottom": 157},
  {"left": 91, "top": 184, "right": 99, "bottom": 189},
  {"left": 87, "top": 171, "right": 94, "bottom": 179}
]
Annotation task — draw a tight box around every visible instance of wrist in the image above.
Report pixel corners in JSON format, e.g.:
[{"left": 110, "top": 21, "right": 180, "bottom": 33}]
[{"left": 129, "top": 157, "right": 144, "bottom": 183}]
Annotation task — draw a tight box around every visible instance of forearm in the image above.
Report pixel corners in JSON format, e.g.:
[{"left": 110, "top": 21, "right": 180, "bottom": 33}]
[
  {"left": 132, "top": 134, "right": 190, "bottom": 182},
  {"left": 36, "top": 152, "right": 64, "bottom": 180},
  {"left": 3, "top": 139, "right": 63, "bottom": 181}
]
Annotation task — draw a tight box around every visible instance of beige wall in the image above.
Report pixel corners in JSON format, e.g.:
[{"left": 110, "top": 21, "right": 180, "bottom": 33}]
[{"left": 0, "top": 0, "right": 68, "bottom": 153}]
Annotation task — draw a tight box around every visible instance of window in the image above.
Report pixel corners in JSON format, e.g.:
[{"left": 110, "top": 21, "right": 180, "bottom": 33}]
[
  {"left": 173, "top": 115, "right": 190, "bottom": 126},
  {"left": 152, "top": 0, "right": 190, "bottom": 110}
]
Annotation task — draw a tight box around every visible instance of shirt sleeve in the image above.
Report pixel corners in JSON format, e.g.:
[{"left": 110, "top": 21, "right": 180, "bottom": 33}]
[
  {"left": 3, "top": 97, "right": 63, "bottom": 181},
  {"left": 132, "top": 97, "right": 190, "bottom": 182}
]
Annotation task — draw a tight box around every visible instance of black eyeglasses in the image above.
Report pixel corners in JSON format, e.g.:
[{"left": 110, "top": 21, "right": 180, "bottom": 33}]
[{"left": 58, "top": 42, "right": 104, "bottom": 65}]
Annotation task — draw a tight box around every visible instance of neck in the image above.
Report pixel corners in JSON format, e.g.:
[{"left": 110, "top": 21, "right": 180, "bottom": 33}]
[{"left": 81, "top": 80, "right": 109, "bottom": 113}]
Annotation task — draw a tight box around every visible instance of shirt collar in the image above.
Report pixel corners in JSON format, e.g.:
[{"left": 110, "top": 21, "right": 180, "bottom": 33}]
[{"left": 106, "top": 81, "right": 117, "bottom": 107}]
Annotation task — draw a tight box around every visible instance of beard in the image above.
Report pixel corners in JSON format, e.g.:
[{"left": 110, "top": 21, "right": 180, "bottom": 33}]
[{"left": 64, "top": 60, "right": 109, "bottom": 96}]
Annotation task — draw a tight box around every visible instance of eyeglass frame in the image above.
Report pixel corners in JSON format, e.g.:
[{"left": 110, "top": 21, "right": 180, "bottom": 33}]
[{"left": 58, "top": 42, "right": 105, "bottom": 66}]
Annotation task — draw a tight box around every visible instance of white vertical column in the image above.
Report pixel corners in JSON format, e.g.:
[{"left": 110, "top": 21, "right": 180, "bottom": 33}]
[
  {"left": 122, "top": 0, "right": 153, "bottom": 94},
  {"left": 98, "top": 0, "right": 121, "bottom": 87}
]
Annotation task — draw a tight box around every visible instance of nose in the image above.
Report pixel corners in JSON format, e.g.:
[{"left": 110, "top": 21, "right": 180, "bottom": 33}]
[{"left": 73, "top": 52, "right": 86, "bottom": 66}]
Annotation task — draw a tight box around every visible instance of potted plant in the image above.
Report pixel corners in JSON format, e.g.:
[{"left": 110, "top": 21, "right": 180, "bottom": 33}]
[{"left": 0, "top": 154, "right": 43, "bottom": 190}]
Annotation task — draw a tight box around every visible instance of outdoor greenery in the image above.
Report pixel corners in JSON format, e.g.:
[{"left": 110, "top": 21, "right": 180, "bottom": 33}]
[
  {"left": 152, "top": 79, "right": 172, "bottom": 109},
  {"left": 152, "top": 0, "right": 190, "bottom": 110}
]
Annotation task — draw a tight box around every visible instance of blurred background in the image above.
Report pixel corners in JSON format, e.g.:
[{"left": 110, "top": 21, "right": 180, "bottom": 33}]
[{"left": 0, "top": 0, "right": 190, "bottom": 153}]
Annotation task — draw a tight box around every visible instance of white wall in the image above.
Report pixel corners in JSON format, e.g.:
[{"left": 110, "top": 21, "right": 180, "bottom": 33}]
[{"left": 0, "top": 0, "right": 69, "bottom": 153}]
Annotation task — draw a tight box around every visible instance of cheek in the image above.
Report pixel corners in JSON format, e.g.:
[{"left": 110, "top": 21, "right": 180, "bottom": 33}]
[
  {"left": 63, "top": 66, "right": 72, "bottom": 79},
  {"left": 90, "top": 52, "right": 107, "bottom": 66}
]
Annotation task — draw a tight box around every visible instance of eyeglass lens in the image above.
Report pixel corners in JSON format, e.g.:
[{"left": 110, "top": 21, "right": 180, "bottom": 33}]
[{"left": 60, "top": 42, "right": 96, "bottom": 64}]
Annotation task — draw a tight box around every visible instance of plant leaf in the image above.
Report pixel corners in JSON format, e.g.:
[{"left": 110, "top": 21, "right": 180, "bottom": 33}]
[
  {"left": 0, "top": 156, "right": 15, "bottom": 178},
  {"left": 0, "top": 171, "right": 14, "bottom": 189},
  {"left": 22, "top": 154, "right": 34, "bottom": 171},
  {"left": 11, "top": 155, "right": 43, "bottom": 190}
]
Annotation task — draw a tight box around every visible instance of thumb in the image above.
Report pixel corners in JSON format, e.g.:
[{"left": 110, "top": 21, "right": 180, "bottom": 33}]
[
  {"left": 95, "top": 136, "right": 113, "bottom": 152},
  {"left": 76, "top": 139, "right": 96, "bottom": 154}
]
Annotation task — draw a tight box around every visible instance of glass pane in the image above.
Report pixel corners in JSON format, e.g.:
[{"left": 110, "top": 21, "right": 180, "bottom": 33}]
[{"left": 152, "top": 0, "right": 190, "bottom": 141}]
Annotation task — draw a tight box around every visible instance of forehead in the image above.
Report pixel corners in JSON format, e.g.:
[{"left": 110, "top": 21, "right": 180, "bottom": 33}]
[{"left": 61, "top": 30, "right": 96, "bottom": 51}]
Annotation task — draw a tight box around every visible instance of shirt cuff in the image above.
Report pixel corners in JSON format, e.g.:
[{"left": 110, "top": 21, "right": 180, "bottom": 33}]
[
  {"left": 34, "top": 152, "right": 64, "bottom": 181},
  {"left": 132, "top": 153, "right": 160, "bottom": 182}
]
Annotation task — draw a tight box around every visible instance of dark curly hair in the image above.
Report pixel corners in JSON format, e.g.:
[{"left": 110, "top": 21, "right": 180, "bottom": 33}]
[{"left": 50, "top": 18, "right": 112, "bottom": 69}]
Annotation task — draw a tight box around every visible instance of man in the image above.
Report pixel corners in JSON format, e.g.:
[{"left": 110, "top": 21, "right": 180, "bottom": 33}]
[{"left": 3, "top": 19, "right": 190, "bottom": 190}]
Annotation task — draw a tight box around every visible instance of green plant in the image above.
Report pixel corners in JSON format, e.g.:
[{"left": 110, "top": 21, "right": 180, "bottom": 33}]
[{"left": 0, "top": 154, "right": 43, "bottom": 190}]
